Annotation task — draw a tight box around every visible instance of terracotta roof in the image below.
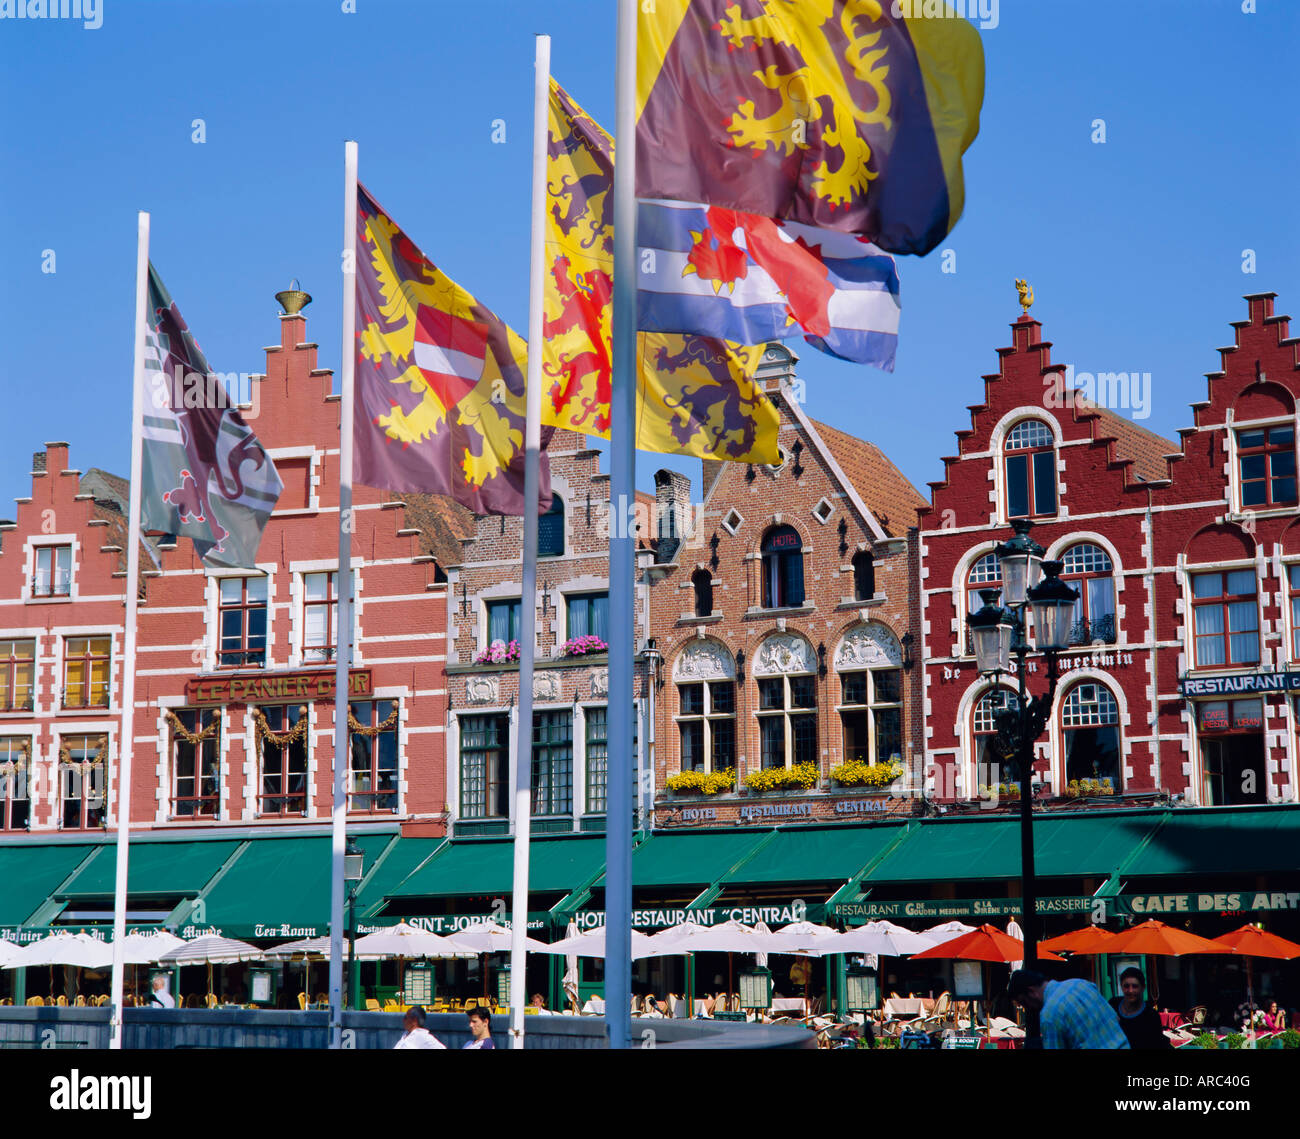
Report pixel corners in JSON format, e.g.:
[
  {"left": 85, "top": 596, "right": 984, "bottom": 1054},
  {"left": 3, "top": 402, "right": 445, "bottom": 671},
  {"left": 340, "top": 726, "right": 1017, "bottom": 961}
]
[
  {"left": 1064, "top": 392, "right": 1176, "bottom": 483},
  {"left": 808, "top": 417, "right": 928, "bottom": 537},
  {"left": 394, "top": 493, "right": 477, "bottom": 570}
]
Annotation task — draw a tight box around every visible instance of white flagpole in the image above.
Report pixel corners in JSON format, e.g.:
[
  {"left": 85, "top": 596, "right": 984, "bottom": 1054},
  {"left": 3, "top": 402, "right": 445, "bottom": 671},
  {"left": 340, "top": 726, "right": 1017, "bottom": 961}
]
[
  {"left": 329, "top": 139, "right": 359, "bottom": 1050},
  {"left": 605, "top": 0, "right": 637, "bottom": 1050},
  {"left": 109, "top": 210, "right": 150, "bottom": 1049},
  {"left": 508, "top": 31, "right": 550, "bottom": 1051}
]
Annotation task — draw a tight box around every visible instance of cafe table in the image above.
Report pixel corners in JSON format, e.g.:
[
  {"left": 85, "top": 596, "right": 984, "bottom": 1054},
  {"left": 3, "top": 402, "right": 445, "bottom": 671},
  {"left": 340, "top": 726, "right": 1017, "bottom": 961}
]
[
  {"left": 771, "top": 997, "right": 808, "bottom": 1015},
  {"left": 883, "top": 997, "right": 926, "bottom": 1018}
]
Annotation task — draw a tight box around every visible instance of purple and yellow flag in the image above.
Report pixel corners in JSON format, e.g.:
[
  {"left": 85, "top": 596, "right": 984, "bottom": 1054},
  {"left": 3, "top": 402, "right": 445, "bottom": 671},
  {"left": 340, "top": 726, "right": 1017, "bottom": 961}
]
[
  {"left": 546, "top": 80, "right": 778, "bottom": 464},
  {"left": 355, "top": 185, "right": 551, "bottom": 515},
  {"left": 635, "top": 0, "right": 985, "bottom": 255}
]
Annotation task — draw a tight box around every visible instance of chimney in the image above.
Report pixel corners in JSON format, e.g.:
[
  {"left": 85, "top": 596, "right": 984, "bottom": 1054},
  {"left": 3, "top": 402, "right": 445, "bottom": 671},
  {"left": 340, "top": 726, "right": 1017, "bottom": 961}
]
[
  {"left": 31, "top": 450, "right": 47, "bottom": 475},
  {"left": 43, "top": 442, "right": 70, "bottom": 477},
  {"left": 754, "top": 341, "right": 799, "bottom": 395},
  {"left": 653, "top": 468, "right": 694, "bottom": 564}
]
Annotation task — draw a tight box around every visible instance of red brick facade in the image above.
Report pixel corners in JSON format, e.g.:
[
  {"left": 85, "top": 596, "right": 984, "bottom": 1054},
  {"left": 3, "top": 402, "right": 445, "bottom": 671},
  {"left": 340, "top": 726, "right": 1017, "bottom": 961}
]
[
  {"left": 919, "top": 293, "right": 1300, "bottom": 809},
  {"left": 0, "top": 301, "right": 456, "bottom": 839},
  {"left": 443, "top": 430, "right": 654, "bottom": 836},
  {"left": 646, "top": 344, "right": 926, "bottom": 827}
]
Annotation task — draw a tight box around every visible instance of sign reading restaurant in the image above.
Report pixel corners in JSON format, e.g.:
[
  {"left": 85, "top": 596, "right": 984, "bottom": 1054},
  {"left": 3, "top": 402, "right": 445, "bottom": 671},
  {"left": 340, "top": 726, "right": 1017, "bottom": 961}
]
[
  {"left": 1179, "top": 670, "right": 1300, "bottom": 698},
  {"left": 184, "top": 668, "right": 373, "bottom": 706}
]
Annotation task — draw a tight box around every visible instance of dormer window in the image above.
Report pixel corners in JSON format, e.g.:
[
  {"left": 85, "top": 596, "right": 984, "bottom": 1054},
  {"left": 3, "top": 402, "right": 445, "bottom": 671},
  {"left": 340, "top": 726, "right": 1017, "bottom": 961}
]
[
  {"left": 692, "top": 569, "right": 713, "bottom": 618},
  {"left": 852, "top": 551, "right": 875, "bottom": 602},
  {"left": 1004, "top": 419, "right": 1056, "bottom": 519},
  {"left": 1237, "top": 425, "right": 1297, "bottom": 508}
]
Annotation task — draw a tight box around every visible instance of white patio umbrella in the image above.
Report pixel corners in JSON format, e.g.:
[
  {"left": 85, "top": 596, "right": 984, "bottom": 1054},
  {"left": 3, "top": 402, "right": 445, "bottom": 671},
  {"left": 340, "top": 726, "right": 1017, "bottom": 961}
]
[
  {"left": 560, "top": 920, "right": 579, "bottom": 1012},
  {"left": 1005, "top": 918, "right": 1024, "bottom": 971},
  {"left": 7, "top": 932, "right": 112, "bottom": 969},
  {"left": 647, "top": 919, "right": 765, "bottom": 954},
  {"left": 820, "top": 921, "right": 933, "bottom": 957},
  {"left": 159, "top": 935, "right": 264, "bottom": 965},
  {"left": 263, "top": 936, "right": 332, "bottom": 962},
  {"left": 919, "top": 921, "right": 977, "bottom": 946},
  {"left": 0, "top": 940, "right": 21, "bottom": 968},
  {"left": 537, "top": 926, "right": 670, "bottom": 959},
  {"left": 445, "top": 920, "right": 552, "bottom": 954},
  {"left": 158, "top": 935, "right": 265, "bottom": 1005},
  {"left": 351, "top": 922, "right": 474, "bottom": 960},
  {"left": 759, "top": 920, "right": 845, "bottom": 957},
  {"left": 112, "top": 930, "right": 184, "bottom": 965}
]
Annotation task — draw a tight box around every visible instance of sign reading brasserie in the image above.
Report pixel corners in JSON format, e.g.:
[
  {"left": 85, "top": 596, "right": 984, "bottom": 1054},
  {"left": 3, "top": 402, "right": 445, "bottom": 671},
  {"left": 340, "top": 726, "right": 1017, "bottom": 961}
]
[
  {"left": 1179, "top": 671, "right": 1300, "bottom": 698},
  {"left": 185, "top": 668, "right": 373, "bottom": 706},
  {"left": 834, "top": 890, "right": 1300, "bottom": 922}
]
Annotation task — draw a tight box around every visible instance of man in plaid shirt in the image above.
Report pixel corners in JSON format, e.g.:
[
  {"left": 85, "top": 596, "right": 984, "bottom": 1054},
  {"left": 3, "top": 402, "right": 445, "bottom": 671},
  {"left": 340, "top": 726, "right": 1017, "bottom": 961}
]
[{"left": 1010, "top": 970, "right": 1130, "bottom": 1049}]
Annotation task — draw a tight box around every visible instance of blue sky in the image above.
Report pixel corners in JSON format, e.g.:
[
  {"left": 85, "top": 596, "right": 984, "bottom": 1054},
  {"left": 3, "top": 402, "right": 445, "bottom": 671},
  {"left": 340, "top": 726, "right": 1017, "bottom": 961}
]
[{"left": 1, "top": 0, "right": 1296, "bottom": 515}]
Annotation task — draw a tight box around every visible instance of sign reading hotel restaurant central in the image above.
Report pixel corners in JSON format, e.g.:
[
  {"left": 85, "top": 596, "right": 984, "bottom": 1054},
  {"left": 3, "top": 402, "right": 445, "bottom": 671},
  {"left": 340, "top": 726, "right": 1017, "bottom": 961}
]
[
  {"left": 185, "top": 668, "right": 373, "bottom": 706},
  {"left": 1179, "top": 670, "right": 1300, "bottom": 698}
]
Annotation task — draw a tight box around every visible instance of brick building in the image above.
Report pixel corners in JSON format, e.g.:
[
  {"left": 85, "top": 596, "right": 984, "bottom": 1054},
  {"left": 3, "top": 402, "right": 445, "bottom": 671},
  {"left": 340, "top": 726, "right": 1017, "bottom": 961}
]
[
  {"left": 647, "top": 343, "right": 928, "bottom": 828},
  {"left": 442, "top": 429, "right": 656, "bottom": 839},
  {"left": 918, "top": 292, "right": 1300, "bottom": 809}
]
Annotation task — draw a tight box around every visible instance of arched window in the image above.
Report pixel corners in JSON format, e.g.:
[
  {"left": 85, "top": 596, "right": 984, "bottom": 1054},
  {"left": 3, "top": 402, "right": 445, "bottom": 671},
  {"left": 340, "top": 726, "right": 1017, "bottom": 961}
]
[
  {"left": 965, "top": 551, "right": 1002, "bottom": 654},
  {"left": 1004, "top": 418, "right": 1056, "bottom": 519},
  {"left": 1191, "top": 569, "right": 1259, "bottom": 667},
  {"left": 1060, "top": 544, "right": 1116, "bottom": 645},
  {"left": 1060, "top": 682, "right": 1121, "bottom": 789},
  {"left": 691, "top": 569, "right": 713, "bottom": 618},
  {"left": 852, "top": 551, "right": 875, "bottom": 602},
  {"left": 761, "top": 525, "right": 804, "bottom": 609},
  {"left": 538, "top": 496, "right": 564, "bottom": 557},
  {"left": 972, "top": 689, "right": 1019, "bottom": 790}
]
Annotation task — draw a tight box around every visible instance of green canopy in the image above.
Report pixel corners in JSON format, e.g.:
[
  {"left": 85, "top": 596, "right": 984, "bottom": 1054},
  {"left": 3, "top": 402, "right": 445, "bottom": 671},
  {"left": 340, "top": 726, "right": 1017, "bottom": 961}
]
[
  {"left": 720, "top": 823, "right": 909, "bottom": 888},
  {"left": 55, "top": 839, "right": 242, "bottom": 901},
  {"left": 387, "top": 834, "right": 606, "bottom": 900},
  {"left": 625, "top": 830, "right": 770, "bottom": 889},
  {"left": 1118, "top": 805, "right": 1300, "bottom": 877},
  {"left": 0, "top": 843, "right": 98, "bottom": 926}
]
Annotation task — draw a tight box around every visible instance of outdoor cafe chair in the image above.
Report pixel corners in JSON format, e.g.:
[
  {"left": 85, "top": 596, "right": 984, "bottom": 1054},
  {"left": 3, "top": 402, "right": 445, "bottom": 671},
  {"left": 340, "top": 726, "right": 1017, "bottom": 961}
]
[
  {"left": 73, "top": 995, "right": 86, "bottom": 1007},
  {"left": 365, "top": 999, "right": 381, "bottom": 1011},
  {"left": 297, "top": 992, "right": 307, "bottom": 1010},
  {"left": 26, "top": 997, "right": 43, "bottom": 1007},
  {"left": 55, "top": 995, "right": 67, "bottom": 1007}
]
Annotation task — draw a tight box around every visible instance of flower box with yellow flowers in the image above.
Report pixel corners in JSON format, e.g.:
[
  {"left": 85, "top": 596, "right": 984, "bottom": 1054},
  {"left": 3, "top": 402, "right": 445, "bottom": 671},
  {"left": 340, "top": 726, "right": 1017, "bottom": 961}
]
[
  {"left": 744, "top": 761, "right": 820, "bottom": 793},
  {"left": 829, "top": 759, "right": 904, "bottom": 790},
  {"left": 666, "top": 768, "right": 735, "bottom": 796}
]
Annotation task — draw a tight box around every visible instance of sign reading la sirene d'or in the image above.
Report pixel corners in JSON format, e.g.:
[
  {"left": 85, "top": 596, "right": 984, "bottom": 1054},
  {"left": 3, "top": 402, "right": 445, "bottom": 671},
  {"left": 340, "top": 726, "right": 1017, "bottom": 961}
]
[
  {"left": 185, "top": 669, "right": 373, "bottom": 706},
  {"left": 834, "top": 891, "right": 1300, "bottom": 922}
]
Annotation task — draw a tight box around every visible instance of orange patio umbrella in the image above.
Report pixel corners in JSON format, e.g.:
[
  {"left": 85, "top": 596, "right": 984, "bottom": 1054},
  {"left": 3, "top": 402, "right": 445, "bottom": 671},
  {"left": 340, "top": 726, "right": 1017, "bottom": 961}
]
[
  {"left": 1105, "top": 920, "right": 1220, "bottom": 957},
  {"left": 1039, "top": 926, "right": 1118, "bottom": 955},
  {"left": 912, "top": 925, "right": 1066, "bottom": 964},
  {"left": 1208, "top": 925, "right": 1300, "bottom": 1024},
  {"left": 912, "top": 925, "right": 1064, "bottom": 1038}
]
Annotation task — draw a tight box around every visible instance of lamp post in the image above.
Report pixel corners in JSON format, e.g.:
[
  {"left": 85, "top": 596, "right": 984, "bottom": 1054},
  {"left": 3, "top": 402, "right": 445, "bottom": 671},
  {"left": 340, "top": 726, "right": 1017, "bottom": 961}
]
[
  {"left": 965, "top": 519, "right": 1078, "bottom": 1049},
  {"left": 344, "top": 838, "right": 364, "bottom": 1011}
]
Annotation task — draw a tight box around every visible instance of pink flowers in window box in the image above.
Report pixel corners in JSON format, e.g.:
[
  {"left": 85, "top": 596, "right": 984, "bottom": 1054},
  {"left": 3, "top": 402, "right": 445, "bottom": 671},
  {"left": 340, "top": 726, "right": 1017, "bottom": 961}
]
[
  {"left": 475, "top": 640, "right": 521, "bottom": 665},
  {"left": 560, "top": 634, "right": 608, "bottom": 657}
]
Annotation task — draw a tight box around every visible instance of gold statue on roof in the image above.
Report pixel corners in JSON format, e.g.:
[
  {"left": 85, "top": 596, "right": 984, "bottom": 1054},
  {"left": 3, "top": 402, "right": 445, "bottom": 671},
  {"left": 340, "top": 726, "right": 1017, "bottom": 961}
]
[{"left": 1015, "top": 279, "right": 1034, "bottom": 314}]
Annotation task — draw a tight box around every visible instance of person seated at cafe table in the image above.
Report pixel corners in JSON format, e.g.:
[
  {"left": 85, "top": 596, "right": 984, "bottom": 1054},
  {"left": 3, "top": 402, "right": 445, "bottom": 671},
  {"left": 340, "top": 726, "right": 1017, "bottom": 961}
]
[
  {"left": 394, "top": 1005, "right": 446, "bottom": 1049},
  {"left": 463, "top": 1006, "right": 495, "bottom": 1049},
  {"left": 528, "top": 993, "right": 547, "bottom": 1012},
  {"left": 1109, "top": 967, "right": 1171, "bottom": 1050},
  {"left": 1262, "top": 1000, "right": 1287, "bottom": 1032}
]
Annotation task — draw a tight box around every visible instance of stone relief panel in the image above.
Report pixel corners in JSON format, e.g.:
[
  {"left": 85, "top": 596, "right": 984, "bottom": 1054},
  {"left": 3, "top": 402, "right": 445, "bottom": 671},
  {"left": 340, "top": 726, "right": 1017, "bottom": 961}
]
[
  {"left": 752, "top": 633, "right": 817, "bottom": 676},
  {"left": 671, "top": 640, "right": 735, "bottom": 682},
  {"left": 834, "top": 623, "right": 903, "bottom": 670}
]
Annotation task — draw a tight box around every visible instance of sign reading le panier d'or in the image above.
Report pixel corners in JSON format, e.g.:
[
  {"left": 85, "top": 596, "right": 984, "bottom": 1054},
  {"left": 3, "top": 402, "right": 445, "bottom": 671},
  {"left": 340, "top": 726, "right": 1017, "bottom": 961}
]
[{"left": 185, "top": 669, "right": 373, "bottom": 706}]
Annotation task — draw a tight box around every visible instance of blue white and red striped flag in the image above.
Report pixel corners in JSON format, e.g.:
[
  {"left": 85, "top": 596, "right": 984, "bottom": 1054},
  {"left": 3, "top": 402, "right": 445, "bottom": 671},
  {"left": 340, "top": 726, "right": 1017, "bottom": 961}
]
[{"left": 636, "top": 198, "right": 901, "bottom": 371}]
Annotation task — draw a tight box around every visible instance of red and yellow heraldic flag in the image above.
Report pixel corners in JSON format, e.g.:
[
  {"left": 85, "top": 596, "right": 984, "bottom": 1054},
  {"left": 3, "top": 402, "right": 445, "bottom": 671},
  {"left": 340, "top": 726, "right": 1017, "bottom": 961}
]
[
  {"left": 545, "top": 79, "right": 778, "bottom": 464},
  {"left": 355, "top": 185, "right": 551, "bottom": 515},
  {"left": 636, "top": 0, "right": 985, "bottom": 255}
]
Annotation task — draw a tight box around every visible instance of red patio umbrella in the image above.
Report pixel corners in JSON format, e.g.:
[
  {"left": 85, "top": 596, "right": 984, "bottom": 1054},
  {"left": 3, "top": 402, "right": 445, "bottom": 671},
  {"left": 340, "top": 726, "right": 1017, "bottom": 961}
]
[
  {"left": 1208, "top": 925, "right": 1300, "bottom": 1027},
  {"left": 1039, "top": 926, "right": 1118, "bottom": 955},
  {"left": 1104, "top": 920, "right": 1220, "bottom": 957},
  {"left": 912, "top": 925, "right": 1063, "bottom": 1038}
]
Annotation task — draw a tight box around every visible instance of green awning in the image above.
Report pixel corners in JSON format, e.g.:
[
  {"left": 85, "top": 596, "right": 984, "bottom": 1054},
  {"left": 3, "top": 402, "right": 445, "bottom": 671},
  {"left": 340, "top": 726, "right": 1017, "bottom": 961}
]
[
  {"left": 626, "top": 830, "right": 770, "bottom": 890},
  {"left": 355, "top": 837, "right": 447, "bottom": 921},
  {"left": 0, "top": 844, "right": 98, "bottom": 926},
  {"left": 388, "top": 835, "right": 606, "bottom": 900},
  {"left": 196, "top": 833, "right": 395, "bottom": 939},
  {"left": 1118, "top": 806, "right": 1300, "bottom": 878},
  {"left": 864, "top": 812, "right": 1160, "bottom": 884},
  {"left": 55, "top": 839, "right": 242, "bottom": 901},
  {"left": 720, "top": 823, "right": 910, "bottom": 888}
]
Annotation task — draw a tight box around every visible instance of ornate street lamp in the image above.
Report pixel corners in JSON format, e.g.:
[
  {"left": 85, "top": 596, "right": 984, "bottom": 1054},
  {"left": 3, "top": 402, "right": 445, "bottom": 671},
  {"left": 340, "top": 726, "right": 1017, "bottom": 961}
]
[
  {"left": 964, "top": 524, "right": 1078, "bottom": 1050},
  {"left": 344, "top": 838, "right": 365, "bottom": 1011}
]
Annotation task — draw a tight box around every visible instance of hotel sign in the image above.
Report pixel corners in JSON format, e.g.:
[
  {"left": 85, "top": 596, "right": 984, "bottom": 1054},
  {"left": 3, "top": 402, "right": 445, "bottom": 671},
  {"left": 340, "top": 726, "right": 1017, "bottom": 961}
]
[
  {"left": 1179, "top": 671, "right": 1300, "bottom": 698},
  {"left": 184, "top": 669, "right": 373, "bottom": 706}
]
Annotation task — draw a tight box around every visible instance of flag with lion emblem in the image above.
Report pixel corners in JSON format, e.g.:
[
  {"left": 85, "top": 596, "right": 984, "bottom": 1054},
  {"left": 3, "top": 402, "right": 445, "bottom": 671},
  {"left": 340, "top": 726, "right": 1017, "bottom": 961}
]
[
  {"left": 636, "top": 0, "right": 985, "bottom": 255},
  {"left": 355, "top": 185, "right": 551, "bottom": 514},
  {"left": 545, "top": 79, "right": 778, "bottom": 464}
]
